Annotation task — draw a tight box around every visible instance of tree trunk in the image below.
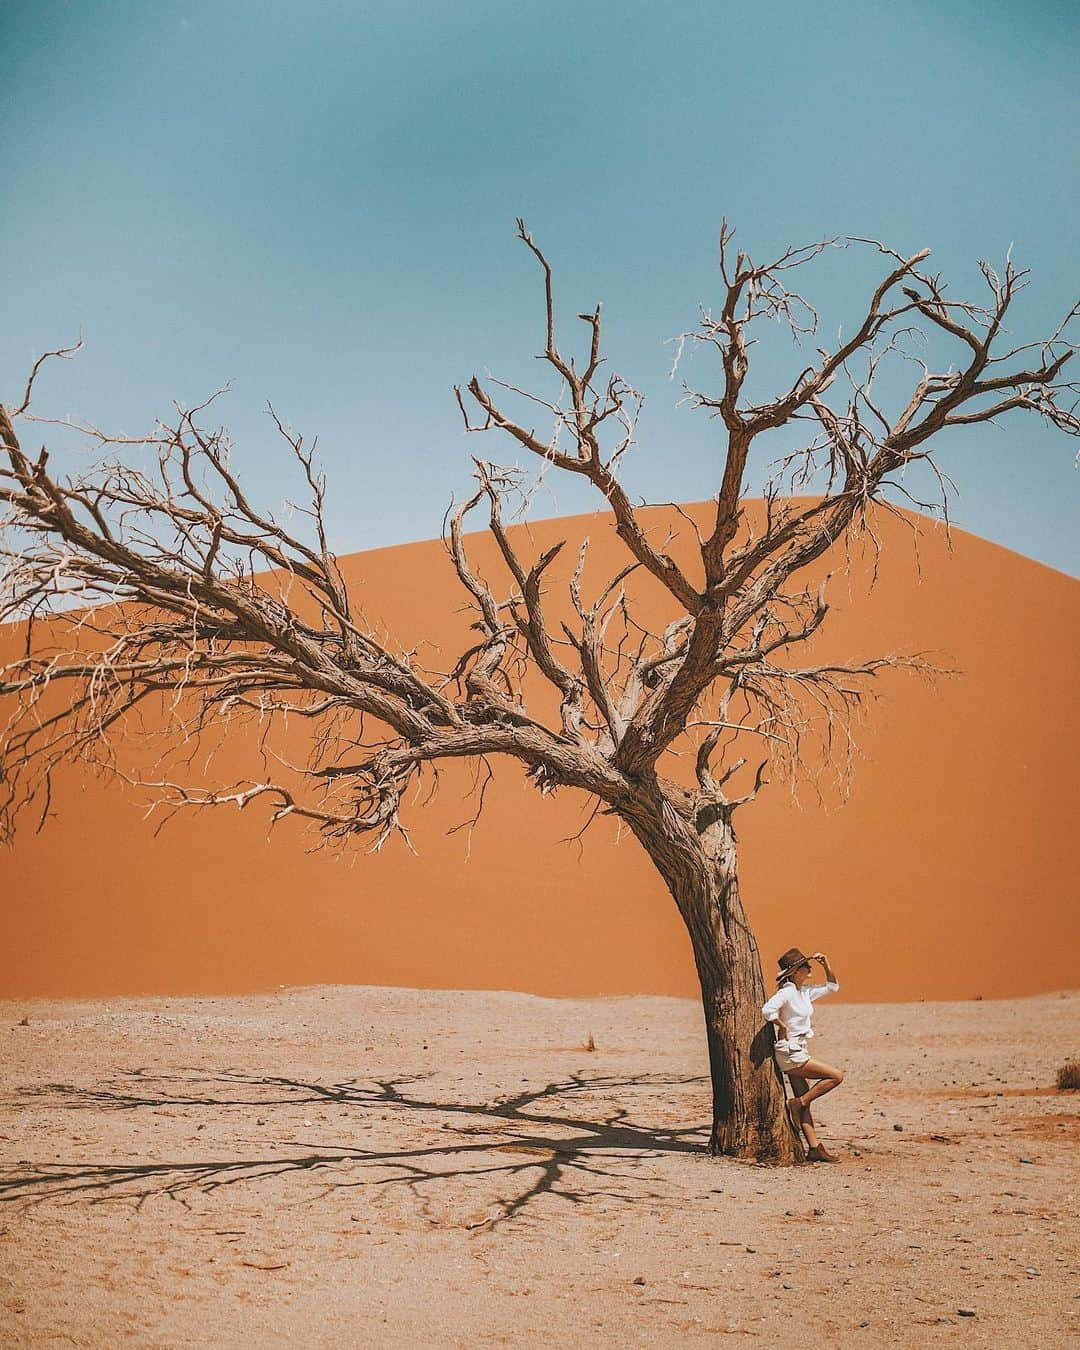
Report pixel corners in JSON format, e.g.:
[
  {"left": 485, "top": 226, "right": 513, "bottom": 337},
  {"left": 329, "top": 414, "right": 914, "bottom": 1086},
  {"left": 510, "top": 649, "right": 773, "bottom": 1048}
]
[{"left": 623, "top": 790, "right": 803, "bottom": 1164}]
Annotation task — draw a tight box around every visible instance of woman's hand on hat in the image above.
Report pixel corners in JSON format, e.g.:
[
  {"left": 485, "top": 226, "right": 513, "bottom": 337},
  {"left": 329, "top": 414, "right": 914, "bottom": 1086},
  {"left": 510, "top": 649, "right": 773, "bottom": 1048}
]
[{"left": 811, "top": 952, "right": 827, "bottom": 962}]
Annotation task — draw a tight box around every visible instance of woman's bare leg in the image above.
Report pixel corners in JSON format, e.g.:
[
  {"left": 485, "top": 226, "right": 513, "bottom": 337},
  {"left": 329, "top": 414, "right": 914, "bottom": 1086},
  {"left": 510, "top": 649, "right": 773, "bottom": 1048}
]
[
  {"left": 790, "top": 1058, "right": 844, "bottom": 1111},
  {"left": 787, "top": 1073, "right": 821, "bottom": 1150}
]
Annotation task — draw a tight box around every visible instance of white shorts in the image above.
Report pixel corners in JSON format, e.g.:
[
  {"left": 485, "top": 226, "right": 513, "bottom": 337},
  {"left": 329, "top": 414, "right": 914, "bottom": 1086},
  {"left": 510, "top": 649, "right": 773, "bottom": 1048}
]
[{"left": 774, "top": 1038, "right": 811, "bottom": 1073}]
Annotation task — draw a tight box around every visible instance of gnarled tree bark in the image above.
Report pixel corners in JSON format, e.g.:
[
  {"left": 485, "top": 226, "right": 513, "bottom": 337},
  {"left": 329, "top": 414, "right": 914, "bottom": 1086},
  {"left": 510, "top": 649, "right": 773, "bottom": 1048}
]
[{"left": 621, "top": 781, "right": 800, "bottom": 1160}]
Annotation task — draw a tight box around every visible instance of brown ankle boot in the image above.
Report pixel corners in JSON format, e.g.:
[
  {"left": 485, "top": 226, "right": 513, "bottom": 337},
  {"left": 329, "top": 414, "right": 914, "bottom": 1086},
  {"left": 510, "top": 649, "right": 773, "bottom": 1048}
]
[{"left": 806, "top": 1143, "right": 840, "bottom": 1163}]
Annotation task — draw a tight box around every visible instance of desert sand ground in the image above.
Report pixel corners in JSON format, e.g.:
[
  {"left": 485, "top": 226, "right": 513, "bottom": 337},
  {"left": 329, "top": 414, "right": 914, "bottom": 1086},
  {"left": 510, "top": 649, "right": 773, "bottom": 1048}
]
[{"left": 0, "top": 987, "right": 1076, "bottom": 1347}]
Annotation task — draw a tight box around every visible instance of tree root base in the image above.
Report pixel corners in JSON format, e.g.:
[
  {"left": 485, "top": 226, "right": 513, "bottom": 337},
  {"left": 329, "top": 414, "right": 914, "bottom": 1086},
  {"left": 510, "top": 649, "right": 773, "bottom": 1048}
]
[{"left": 708, "top": 1130, "right": 805, "bottom": 1166}]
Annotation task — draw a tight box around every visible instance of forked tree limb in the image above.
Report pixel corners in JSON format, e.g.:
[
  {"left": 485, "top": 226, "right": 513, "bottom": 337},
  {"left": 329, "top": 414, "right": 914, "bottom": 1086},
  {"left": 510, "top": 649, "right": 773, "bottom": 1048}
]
[{"left": 1, "top": 223, "right": 1076, "bottom": 848}]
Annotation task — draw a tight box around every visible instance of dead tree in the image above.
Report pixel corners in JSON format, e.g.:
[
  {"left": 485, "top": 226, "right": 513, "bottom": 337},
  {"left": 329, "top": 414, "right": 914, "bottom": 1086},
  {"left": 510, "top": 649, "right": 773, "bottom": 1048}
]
[{"left": 1, "top": 222, "right": 1077, "bottom": 1162}]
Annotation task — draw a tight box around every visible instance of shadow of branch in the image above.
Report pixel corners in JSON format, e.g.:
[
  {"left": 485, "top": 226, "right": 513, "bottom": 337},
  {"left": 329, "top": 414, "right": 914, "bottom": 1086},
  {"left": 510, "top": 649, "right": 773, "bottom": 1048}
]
[{"left": 2, "top": 1070, "right": 710, "bottom": 1227}]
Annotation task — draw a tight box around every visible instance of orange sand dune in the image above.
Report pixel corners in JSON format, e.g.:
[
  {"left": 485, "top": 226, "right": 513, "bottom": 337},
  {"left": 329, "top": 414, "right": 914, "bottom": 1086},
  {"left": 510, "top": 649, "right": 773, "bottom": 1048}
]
[{"left": 1, "top": 502, "right": 1076, "bottom": 1002}]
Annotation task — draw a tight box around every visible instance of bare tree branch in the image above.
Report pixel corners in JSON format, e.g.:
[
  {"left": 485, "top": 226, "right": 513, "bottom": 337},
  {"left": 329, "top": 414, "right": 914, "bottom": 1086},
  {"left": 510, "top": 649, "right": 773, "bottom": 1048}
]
[{"left": 2, "top": 222, "right": 1075, "bottom": 855}]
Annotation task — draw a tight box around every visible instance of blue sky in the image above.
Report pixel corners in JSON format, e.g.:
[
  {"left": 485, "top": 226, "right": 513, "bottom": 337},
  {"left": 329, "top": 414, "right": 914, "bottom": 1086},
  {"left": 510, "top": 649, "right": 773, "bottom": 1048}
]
[{"left": 3, "top": 0, "right": 1078, "bottom": 574}]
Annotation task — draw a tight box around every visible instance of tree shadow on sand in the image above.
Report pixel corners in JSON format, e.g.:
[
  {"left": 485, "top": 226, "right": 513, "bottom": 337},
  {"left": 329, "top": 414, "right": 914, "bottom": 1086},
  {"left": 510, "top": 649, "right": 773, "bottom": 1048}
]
[{"left": 1, "top": 1070, "right": 711, "bottom": 1227}]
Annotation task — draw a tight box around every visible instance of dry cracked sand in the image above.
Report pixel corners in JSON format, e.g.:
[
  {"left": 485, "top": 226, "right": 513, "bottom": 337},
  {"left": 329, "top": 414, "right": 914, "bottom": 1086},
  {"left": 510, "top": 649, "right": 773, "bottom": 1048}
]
[{"left": 1, "top": 987, "right": 1077, "bottom": 1347}]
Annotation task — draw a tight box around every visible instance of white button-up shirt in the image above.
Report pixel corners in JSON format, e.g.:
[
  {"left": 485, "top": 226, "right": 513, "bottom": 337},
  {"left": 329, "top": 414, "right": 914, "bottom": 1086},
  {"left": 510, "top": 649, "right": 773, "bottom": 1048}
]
[{"left": 761, "top": 979, "right": 839, "bottom": 1042}]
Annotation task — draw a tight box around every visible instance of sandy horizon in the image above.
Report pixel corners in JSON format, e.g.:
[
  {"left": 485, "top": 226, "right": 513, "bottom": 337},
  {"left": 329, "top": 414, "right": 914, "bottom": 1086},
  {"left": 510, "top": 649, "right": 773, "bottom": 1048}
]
[{"left": 5, "top": 981, "right": 1080, "bottom": 1011}]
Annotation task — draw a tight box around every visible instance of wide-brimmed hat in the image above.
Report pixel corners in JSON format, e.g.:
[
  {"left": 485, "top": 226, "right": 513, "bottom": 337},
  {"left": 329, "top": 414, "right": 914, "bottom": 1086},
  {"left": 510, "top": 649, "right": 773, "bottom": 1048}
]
[{"left": 776, "top": 947, "right": 813, "bottom": 983}]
